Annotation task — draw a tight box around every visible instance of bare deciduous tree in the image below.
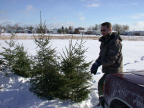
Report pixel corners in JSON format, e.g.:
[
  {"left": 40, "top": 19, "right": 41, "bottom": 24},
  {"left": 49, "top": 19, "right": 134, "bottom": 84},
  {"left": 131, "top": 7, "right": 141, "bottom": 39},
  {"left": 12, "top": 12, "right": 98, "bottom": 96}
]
[
  {"left": 112, "top": 24, "right": 129, "bottom": 32},
  {"left": 112, "top": 24, "right": 122, "bottom": 32},
  {"left": 122, "top": 25, "right": 129, "bottom": 31},
  {"left": 92, "top": 24, "right": 100, "bottom": 30}
]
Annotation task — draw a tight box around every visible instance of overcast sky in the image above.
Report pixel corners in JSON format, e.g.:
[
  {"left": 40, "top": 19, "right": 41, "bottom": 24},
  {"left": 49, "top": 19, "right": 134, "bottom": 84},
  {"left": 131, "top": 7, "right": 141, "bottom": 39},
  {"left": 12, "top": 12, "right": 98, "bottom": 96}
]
[{"left": 0, "top": 0, "right": 144, "bottom": 30}]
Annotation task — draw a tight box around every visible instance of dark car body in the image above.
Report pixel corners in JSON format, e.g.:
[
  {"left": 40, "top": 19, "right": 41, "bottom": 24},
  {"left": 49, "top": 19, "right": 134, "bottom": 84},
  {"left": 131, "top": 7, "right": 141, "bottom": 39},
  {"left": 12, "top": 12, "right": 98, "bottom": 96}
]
[{"left": 102, "top": 71, "right": 144, "bottom": 108}]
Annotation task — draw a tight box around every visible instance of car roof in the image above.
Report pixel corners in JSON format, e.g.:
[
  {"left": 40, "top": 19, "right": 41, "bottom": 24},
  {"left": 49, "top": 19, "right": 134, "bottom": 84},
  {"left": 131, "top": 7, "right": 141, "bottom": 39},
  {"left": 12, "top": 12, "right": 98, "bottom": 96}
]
[
  {"left": 131, "top": 71, "right": 144, "bottom": 77},
  {"left": 112, "top": 70, "right": 144, "bottom": 87}
]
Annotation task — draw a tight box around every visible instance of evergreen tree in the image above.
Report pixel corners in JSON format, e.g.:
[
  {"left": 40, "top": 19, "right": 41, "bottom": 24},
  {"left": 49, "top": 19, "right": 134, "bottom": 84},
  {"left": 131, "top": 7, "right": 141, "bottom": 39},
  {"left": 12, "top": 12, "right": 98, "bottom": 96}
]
[
  {"left": 30, "top": 23, "right": 62, "bottom": 99},
  {"left": 57, "top": 29, "right": 62, "bottom": 34},
  {"left": 30, "top": 11, "right": 92, "bottom": 102},
  {"left": 12, "top": 43, "right": 33, "bottom": 78},
  {"left": 58, "top": 37, "right": 92, "bottom": 102},
  {"left": 61, "top": 26, "right": 64, "bottom": 34},
  {"left": 0, "top": 35, "right": 33, "bottom": 77},
  {"left": 69, "top": 26, "right": 74, "bottom": 34},
  {"left": 65, "top": 27, "right": 69, "bottom": 34},
  {"left": 0, "top": 35, "right": 16, "bottom": 70}
]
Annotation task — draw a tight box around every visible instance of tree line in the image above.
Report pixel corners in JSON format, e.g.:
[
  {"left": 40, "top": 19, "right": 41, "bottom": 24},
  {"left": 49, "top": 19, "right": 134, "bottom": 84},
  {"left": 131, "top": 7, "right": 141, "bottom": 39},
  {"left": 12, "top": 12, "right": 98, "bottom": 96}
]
[
  {"left": 89, "top": 24, "right": 129, "bottom": 32},
  {"left": 0, "top": 23, "right": 129, "bottom": 34}
]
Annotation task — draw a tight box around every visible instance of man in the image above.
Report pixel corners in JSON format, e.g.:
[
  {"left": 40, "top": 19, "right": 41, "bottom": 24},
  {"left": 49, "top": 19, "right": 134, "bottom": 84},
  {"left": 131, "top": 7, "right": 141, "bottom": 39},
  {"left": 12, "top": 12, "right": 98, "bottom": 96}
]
[{"left": 91, "top": 22, "right": 123, "bottom": 106}]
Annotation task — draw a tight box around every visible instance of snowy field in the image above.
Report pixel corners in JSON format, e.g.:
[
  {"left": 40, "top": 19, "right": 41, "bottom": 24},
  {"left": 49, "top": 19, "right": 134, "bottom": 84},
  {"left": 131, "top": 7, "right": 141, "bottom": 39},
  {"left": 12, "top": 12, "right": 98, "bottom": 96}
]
[
  {"left": 1, "top": 33, "right": 144, "bottom": 41},
  {"left": 0, "top": 38, "right": 144, "bottom": 108},
  {"left": 0, "top": 33, "right": 99, "bottom": 38}
]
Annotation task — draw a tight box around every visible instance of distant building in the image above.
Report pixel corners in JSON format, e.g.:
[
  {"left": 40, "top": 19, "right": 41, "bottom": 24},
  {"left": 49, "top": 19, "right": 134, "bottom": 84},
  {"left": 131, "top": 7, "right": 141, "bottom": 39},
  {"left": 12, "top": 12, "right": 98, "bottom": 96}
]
[
  {"left": 79, "top": 30, "right": 87, "bottom": 35},
  {"left": 87, "top": 30, "right": 100, "bottom": 35},
  {"left": 15, "top": 28, "right": 24, "bottom": 33},
  {"left": 121, "top": 31, "right": 144, "bottom": 36},
  {"left": 24, "top": 29, "right": 32, "bottom": 33},
  {"left": 32, "top": 29, "right": 36, "bottom": 34},
  {"left": 120, "top": 31, "right": 129, "bottom": 35},
  {"left": 6, "top": 27, "right": 16, "bottom": 33},
  {"left": 52, "top": 28, "right": 58, "bottom": 34},
  {"left": 0, "top": 29, "right": 5, "bottom": 34},
  {"left": 69, "top": 26, "right": 74, "bottom": 33},
  {"left": 75, "top": 27, "right": 84, "bottom": 34},
  {"left": 133, "top": 31, "right": 144, "bottom": 36}
]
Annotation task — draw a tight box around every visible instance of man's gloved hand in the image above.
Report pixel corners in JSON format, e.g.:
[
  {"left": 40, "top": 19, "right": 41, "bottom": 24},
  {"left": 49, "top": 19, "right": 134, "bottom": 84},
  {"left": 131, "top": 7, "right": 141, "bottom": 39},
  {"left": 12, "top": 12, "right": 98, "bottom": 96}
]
[{"left": 90, "top": 60, "right": 101, "bottom": 75}]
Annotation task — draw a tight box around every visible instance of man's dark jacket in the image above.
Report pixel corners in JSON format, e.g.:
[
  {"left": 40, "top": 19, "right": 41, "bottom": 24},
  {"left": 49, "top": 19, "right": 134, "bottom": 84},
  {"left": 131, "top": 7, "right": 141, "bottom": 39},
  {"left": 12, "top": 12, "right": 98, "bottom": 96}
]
[{"left": 97, "top": 32, "right": 123, "bottom": 74}]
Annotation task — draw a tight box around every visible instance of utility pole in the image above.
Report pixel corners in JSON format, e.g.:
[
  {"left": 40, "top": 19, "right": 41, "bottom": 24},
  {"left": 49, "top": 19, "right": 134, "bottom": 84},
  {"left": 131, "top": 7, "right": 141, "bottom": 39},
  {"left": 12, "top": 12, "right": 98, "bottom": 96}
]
[
  {"left": 40, "top": 11, "right": 42, "bottom": 26},
  {"left": 40, "top": 11, "right": 43, "bottom": 33}
]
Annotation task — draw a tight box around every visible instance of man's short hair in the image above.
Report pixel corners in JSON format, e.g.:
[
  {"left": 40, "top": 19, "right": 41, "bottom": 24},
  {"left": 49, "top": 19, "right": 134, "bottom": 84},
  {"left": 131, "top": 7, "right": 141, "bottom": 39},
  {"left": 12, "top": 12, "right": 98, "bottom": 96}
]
[{"left": 101, "top": 22, "right": 112, "bottom": 29}]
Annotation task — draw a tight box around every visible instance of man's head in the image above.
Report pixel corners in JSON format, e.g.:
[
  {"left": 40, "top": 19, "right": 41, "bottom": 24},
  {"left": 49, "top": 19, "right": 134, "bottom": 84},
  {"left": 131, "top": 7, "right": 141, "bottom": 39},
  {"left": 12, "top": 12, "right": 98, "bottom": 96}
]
[{"left": 101, "top": 22, "right": 112, "bottom": 36}]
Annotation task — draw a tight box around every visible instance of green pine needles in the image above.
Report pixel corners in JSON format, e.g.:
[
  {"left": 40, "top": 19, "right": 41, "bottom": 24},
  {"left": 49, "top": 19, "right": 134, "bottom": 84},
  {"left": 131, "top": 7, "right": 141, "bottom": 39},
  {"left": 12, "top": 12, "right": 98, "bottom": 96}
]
[
  {"left": 58, "top": 37, "right": 92, "bottom": 102},
  {"left": 0, "top": 22, "right": 92, "bottom": 102},
  {"left": 0, "top": 36, "right": 16, "bottom": 70},
  {"left": 0, "top": 35, "right": 33, "bottom": 78},
  {"left": 30, "top": 23, "right": 61, "bottom": 99},
  {"left": 30, "top": 23, "right": 92, "bottom": 102},
  {"left": 12, "top": 43, "right": 33, "bottom": 77}
]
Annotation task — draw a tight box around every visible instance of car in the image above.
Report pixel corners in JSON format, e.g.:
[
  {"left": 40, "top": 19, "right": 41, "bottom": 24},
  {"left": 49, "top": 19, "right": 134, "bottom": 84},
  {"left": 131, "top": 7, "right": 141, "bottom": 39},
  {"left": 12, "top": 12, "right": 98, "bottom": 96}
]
[{"left": 100, "top": 71, "right": 144, "bottom": 108}]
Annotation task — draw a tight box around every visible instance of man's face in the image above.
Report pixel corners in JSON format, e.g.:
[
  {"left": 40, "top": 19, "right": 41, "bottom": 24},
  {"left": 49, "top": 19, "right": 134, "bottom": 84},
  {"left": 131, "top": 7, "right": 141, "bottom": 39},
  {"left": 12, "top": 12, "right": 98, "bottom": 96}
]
[{"left": 101, "top": 25, "right": 111, "bottom": 37}]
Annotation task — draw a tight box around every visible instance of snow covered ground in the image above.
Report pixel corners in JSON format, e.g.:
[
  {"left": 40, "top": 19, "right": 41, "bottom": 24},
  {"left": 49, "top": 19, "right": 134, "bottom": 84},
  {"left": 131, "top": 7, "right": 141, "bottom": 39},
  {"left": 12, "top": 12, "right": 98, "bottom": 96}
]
[
  {"left": 0, "top": 39, "right": 144, "bottom": 108},
  {"left": 0, "top": 33, "right": 99, "bottom": 37}
]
